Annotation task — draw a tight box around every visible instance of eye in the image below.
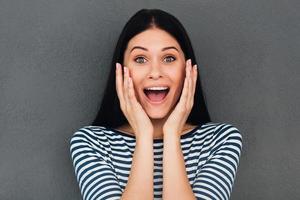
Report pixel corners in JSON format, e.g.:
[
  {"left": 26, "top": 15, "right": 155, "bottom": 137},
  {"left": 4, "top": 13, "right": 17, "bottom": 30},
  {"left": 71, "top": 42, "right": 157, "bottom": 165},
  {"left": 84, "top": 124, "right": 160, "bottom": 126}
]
[
  {"left": 134, "top": 56, "right": 147, "bottom": 64},
  {"left": 164, "top": 56, "right": 176, "bottom": 63}
]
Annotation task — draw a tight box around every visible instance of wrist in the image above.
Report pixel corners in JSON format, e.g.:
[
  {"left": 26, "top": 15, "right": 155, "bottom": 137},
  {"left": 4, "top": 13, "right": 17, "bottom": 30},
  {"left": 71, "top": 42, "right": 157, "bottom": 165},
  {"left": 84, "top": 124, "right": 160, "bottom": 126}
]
[
  {"left": 163, "top": 130, "right": 181, "bottom": 140},
  {"left": 135, "top": 131, "right": 153, "bottom": 141}
]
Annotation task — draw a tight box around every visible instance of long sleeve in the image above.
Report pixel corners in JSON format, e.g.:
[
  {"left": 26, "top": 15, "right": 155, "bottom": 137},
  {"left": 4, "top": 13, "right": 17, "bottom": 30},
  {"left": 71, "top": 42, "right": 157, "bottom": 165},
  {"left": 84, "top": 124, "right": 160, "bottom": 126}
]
[
  {"left": 192, "top": 124, "right": 243, "bottom": 200},
  {"left": 69, "top": 127, "right": 123, "bottom": 200}
]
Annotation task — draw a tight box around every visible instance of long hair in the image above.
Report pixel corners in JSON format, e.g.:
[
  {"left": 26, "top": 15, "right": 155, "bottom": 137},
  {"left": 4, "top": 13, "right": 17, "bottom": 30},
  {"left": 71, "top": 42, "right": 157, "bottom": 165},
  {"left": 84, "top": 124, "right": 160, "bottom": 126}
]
[{"left": 92, "top": 8, "right": 211, "bottom": 128}]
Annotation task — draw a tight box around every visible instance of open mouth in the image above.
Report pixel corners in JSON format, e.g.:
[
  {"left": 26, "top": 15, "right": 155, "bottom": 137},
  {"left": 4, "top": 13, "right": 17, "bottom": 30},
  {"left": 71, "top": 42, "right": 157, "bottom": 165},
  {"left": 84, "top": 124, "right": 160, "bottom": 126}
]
[{"left": 143, "top": 87, "right": 170, "bottom": 103}]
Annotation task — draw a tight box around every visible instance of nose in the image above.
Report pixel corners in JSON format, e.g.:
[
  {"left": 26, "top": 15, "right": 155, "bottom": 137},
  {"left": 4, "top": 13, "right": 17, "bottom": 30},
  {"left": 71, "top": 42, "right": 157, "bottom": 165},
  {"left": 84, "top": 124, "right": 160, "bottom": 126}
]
[{"left": 148, "top": 61, "right": 163, "bottom": 80}]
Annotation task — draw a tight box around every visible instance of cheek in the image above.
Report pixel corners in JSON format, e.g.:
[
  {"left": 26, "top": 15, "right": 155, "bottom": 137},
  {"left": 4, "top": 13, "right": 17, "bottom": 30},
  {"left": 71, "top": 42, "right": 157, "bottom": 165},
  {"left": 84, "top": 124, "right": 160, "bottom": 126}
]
[
  {"left": 171, "top": 69, "right": 185, "bottom": 86},
  {"left": 129, "top": 68, "right": 148, "bottom": 84},
  {"left": 129, "top": 70, "right": 139, "bottom": 81},
  {"left": 177, "top": 77, "right": 185, "bottom": 93},
  {"left": 130, "top": 74, "right": 142, "bottom": 92},
  {"left": 170, "top": 61, "right": 185, "bottom": 77}
]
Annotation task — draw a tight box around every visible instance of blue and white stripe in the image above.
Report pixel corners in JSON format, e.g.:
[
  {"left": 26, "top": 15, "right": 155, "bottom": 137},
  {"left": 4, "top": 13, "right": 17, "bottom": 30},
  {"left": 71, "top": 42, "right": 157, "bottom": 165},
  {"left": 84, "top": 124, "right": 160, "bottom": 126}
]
[{"left": 70, "top": 122, "right": 243, "bottom": 200}]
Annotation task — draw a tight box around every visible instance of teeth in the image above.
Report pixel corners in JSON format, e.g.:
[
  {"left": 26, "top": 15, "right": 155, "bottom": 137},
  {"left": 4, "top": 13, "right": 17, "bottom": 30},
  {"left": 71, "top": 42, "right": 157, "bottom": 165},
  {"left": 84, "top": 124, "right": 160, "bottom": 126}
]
[{"left": 145, "top": 86, "right": 169, "bottom": 91}]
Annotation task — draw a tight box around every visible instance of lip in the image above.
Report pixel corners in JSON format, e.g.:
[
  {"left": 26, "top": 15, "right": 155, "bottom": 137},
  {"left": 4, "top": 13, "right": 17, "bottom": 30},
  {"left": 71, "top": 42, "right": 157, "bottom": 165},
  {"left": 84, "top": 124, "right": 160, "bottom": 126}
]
[
  {"left": 144, "top": 85, "right": 170, "bottom": 89},
  {"left": 143, "top": 89, "right": 170, "bottom": 105}
]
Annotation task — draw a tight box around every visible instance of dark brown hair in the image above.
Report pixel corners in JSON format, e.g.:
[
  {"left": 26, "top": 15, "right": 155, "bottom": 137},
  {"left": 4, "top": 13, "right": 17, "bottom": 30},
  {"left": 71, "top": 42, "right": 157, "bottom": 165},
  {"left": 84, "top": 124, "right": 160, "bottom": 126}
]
[{"left": 92, "top": 8, "right": 211, "bottom": 128}]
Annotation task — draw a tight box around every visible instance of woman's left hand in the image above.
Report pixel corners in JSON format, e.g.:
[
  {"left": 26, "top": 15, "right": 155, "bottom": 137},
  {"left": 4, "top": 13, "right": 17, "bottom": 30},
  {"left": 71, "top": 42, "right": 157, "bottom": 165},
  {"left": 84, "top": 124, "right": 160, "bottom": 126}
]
[{"left": 162, "top": 59, "right": 198, "bottom": 137}]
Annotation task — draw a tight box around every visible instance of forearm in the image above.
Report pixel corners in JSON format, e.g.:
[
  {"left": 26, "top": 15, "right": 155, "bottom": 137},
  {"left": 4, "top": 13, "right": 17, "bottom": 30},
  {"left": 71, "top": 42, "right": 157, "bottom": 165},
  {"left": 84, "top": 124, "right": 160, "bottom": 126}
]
[
  {"left": 162, "top": 133, "right": 196, "bottom": 200},
  {"left": 121, "top": 133, "right": 154, "bottom": 200}
]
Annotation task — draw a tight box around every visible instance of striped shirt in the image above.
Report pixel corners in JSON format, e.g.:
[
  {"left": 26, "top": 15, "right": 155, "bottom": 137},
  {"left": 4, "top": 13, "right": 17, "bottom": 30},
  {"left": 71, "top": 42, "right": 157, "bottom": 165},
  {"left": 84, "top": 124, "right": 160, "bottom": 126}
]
[{"left": 69, "top": 122, "right": 243, "bottom": 200}]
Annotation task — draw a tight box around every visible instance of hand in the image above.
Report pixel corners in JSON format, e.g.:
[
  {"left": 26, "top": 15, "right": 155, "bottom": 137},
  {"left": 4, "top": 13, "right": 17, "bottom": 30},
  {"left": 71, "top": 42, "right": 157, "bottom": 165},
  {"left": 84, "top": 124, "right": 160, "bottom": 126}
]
[
  {"left": 115, "top": 63, "right": 154, "bottom": 137},
  {"left": 162, "top": 59, "right": 198, "bottom": 137}
]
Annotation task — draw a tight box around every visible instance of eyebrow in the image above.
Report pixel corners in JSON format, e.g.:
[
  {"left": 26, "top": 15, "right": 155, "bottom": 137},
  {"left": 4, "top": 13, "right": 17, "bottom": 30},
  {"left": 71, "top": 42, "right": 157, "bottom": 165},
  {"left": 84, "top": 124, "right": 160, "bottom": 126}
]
[{"left": 130, "top": 46, "right": 179, "bottom": 53}]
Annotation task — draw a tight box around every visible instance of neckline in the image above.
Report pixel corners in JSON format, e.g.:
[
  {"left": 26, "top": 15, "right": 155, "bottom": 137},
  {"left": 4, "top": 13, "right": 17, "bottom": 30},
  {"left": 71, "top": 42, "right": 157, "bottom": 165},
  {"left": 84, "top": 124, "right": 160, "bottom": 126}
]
[{"left": 109, "top": 123, "right": 205, "bottom": 142}]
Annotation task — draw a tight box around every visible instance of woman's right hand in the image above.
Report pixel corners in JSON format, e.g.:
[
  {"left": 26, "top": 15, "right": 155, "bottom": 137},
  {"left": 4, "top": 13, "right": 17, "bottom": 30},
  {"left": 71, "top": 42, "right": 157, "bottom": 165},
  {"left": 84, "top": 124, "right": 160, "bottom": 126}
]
[{"left": 115, "top": 63, "right": 154, "bottom": 138}]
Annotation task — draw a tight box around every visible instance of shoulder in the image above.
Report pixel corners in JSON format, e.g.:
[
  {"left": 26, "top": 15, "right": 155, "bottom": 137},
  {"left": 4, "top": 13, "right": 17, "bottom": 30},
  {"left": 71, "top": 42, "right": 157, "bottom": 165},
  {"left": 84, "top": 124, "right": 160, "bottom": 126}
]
[
  {"left": 196, "top": 122, "right": 243, "bottom": 149},
  {"left": 199, "top": 121, "right": 242, "bottom": 137},
  {"left": 205, "top": 122, "right": 243, "bottom": 156},
  {"left": 69, "top": 125, "right": 120, "bottom": 161},
  {"left": 213, "top": 122, "right": 243, "bottom": 142},
  {"left": 69, "top": 125, "right": 118, "bottom": 147}
]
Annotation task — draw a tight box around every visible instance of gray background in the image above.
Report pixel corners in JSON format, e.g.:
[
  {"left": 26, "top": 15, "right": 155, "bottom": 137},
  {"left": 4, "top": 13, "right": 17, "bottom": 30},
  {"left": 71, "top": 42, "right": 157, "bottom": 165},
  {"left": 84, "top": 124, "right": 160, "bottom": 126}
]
[{"left": 1, "top": 0, "right": 299, "bottom": 199}]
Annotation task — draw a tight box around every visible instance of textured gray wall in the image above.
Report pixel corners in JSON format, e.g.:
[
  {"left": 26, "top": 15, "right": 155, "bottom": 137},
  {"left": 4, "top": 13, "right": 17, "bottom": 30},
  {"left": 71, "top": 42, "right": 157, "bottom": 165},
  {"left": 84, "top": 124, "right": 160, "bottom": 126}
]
[{"left": 1, "top": 0, "right": 299, "bottom": 199}]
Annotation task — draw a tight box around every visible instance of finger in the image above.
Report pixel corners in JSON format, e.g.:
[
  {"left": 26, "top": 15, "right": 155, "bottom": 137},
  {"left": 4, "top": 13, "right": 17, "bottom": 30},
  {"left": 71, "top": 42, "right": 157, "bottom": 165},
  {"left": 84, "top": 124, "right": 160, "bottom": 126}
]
[
  {"left": 127, "top": 67, "right": 139, "bottom": 106},
  {"left": 191, "top": 64, "right": 198, "bottom": 101},
  {"left": 178, "top": 60, "right": 190, "bottom": 106},
  {"left": 123, "top": 66, "right": 131, "bottom": 110},
  {"left": 115, "top": 63, "right": 125, "bottom": 109},
  {"left": 187, "top": 59, "right": 191, "bottom": 78},
  {"left": 128, "top": 73, "right": 137, "bottom": 102},
  {"left": 128, "top": 76, "right": 140, "bottom": 109},
  {"left": 187, "top": 59, "right": 193, "bottom": 107},
  {"left": 126, "top": 68, "right": 138, "bottom": 114}
]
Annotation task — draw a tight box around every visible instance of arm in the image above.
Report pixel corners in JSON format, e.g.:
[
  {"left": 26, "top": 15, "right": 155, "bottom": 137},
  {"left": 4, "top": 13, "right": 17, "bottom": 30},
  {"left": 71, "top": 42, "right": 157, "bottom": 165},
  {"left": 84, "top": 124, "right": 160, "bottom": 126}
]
[
  {"left": 162, "top": 132, "right": 197, "bottom": 200},
  {"left": 162, "top": 124, "right": 243, "bottom": 200},
  {"left": 192, "top": 124, "right": 243, "bottom": 200},
  {"left": 70, "top": 128, "right": 122, "bottom": 200},
  {"left": 161, "top": 59, "right": 198, "bottom": 199},
  {"left": 114, "top": 63, "right": 154, "bottom": 199},
  {"left": 70, "top": 128, "right": 154, "bottom": 200},
  {"left": 121, "top": 133, "right": 154, "bottom": 200}
]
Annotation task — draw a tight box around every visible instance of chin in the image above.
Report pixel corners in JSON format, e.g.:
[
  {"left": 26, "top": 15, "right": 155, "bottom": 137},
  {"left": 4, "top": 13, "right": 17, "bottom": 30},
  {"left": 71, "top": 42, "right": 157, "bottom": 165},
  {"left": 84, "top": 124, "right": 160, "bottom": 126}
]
[
  {"left": 145, "top": 107, "right": 173, "bottom": 120},
  {"left": 146, "top": 111, "right": 167, "bottom": 119},
  {"left": 148, "top": 114, "right": 165, "bottom": 119}
]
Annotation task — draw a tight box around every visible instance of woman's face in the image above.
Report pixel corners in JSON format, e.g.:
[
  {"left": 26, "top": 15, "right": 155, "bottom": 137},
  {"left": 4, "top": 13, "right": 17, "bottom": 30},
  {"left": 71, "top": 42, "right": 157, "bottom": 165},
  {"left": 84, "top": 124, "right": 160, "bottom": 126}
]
[{"left": 123, "top": 28, "right": 186, "bottom": 119}]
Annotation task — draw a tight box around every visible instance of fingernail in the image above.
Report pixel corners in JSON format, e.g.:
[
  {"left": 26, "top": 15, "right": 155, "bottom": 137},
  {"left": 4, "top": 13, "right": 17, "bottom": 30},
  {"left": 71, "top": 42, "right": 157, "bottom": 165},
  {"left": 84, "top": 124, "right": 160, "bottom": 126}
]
[
  {"left": 124, "top": 66, "right": 127, "bottom": 73},
  {"left": 116, "top": 63, "right": 119, "bottom": 69},
  {"left": 194, "top": 64, "right": 197, "bottom": 70},
  {"left": 188, "top": 59, "right": 192, "bottom": 65}
]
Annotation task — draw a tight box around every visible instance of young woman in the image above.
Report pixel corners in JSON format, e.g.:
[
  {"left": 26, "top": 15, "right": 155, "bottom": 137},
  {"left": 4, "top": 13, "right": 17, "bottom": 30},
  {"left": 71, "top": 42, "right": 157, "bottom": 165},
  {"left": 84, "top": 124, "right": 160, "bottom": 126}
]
[{"left": 70, "top": 8, "right": 243, "bottom": 200}]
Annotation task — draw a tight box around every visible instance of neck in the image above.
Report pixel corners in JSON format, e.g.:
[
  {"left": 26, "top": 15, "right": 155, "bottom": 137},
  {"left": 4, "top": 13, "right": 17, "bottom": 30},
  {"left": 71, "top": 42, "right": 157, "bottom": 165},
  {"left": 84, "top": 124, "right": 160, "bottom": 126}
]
[
  {"left": 116, "top": 118, "right": 195, "bottom": 140},
  {"left": 150, "top": 117, "right": 168, "bottom": 139}
]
